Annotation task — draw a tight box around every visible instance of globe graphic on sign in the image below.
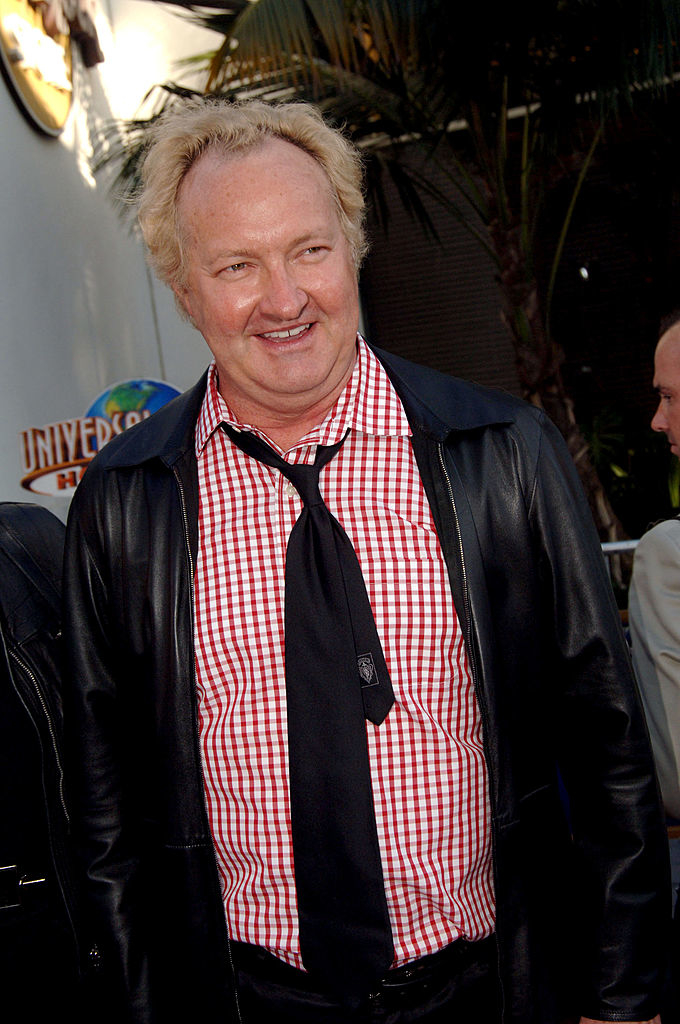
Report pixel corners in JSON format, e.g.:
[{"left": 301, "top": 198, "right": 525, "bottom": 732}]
[{"left": 86, "top": 379, "right": 181, "bottom": 421}]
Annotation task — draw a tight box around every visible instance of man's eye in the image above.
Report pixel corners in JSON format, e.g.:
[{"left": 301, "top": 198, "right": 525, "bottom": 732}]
[{"left": 217, "top": 261, "right": 248, "bottom": 275}]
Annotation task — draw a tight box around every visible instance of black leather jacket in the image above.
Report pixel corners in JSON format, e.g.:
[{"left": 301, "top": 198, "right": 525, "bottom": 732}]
[{"left": 63, "top": 347, "right": 669, "bottom": 1024}]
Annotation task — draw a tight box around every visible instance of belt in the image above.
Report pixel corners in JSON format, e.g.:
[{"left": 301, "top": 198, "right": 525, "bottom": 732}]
[
  {"left": 230, "top": 935, "right": 496, "bottom": 1007},
  {"left": 380, "top": 936, "right": 494, "bottom": 990}
]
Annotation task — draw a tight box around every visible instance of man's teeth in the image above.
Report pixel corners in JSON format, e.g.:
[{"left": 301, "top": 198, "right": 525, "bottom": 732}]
[{"left": 262, "top": 324, "right": 311, "bottom": 340}]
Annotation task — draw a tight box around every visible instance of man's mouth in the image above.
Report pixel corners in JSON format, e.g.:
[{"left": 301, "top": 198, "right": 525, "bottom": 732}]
[{"left": 260, "top": 323, "right": 312, "bottom": 341}]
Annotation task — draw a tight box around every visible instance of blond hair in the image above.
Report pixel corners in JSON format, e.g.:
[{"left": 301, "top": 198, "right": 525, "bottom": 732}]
[{"left": 138, "top": 98, "right": 367, "bottom": 299}]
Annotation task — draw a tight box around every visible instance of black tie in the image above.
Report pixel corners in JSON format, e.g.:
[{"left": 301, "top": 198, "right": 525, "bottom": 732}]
[{"left": 223, "top": 425, "right": 395, "bottom": 1003}]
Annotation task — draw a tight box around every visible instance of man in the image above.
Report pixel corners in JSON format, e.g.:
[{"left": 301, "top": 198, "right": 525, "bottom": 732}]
[
  {"left": 629, "top": 313, "right": 680, "bottom": 832},
  {"left": 63, "top": 98, "right": 668, "bottom": 1024},
  {"left": 628, "top": 313, "right": 680, "bottom": 1022}
]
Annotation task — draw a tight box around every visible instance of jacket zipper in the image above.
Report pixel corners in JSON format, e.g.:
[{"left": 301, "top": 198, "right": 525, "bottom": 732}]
[
  {"left": 435, "top": 445, "right": 477, "bottom": 682},
  {"left": 436, "top": 442, "right": 505, "bottom": 1020},
  {"left": 9, "top": 647, "right": 68, "bottom": 822},
  {"left": 172, "top": 465, "right": 245, "bottom": 1024},
  {"left": 7, "top": 645, "right": 82, "bottom": 960}
]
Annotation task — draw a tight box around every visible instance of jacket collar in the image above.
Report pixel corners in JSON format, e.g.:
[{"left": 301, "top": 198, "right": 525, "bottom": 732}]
[
  {"left": 373, "top": 345, "right": 519, "bottom": 439},
  {"left": 103, "top": 345, "right": 519, "bottom": 470},
  {"left": 103, "top": 372, "right": 208, "bottom": 469}
]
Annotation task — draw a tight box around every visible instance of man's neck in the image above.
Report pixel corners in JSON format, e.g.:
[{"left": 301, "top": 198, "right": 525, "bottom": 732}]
[{"left": 218, "top": 356, "right": 359, "bottom": 453}]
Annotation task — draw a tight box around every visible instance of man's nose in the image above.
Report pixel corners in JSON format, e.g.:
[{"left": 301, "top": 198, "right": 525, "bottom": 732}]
[
  {"left": 260, "top": 265, "right": 307, "bottom": 319},
  {"left": 651, "top": 400, "right": 667, "bottom": 433}
]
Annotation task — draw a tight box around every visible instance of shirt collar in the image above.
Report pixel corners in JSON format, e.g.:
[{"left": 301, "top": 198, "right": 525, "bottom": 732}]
[{"left": 195, "top": 336, "right": 411, "bottom": 459}]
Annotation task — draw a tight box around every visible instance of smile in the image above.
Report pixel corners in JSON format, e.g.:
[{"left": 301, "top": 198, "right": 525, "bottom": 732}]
[{"left": 260, "top": 324, "right": 312, "bottom": 341}]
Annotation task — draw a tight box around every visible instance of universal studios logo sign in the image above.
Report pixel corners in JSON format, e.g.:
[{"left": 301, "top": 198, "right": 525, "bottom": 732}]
[{"left": 19, "top": 379, "right": 181, "bottom": 497}]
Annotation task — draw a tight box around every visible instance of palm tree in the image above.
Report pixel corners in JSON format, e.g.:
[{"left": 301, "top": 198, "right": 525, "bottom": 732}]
[{"left": 100, "top": 0, "right": 680, "bottom": 540}]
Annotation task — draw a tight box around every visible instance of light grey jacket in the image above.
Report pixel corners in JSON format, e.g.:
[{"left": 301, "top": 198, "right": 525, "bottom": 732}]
[{"left": 629, "top": 516, "right": 680, "bottom": 818}]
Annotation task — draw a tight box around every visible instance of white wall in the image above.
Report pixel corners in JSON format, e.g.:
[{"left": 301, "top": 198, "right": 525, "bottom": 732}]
[{"left": 0, "top": 0, "right": 217, "bottom": 518}]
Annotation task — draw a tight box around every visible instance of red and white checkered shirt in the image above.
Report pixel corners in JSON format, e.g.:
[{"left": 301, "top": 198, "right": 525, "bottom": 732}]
[{"left": 194, "top": 338, "right": 494, "bottom": 968}]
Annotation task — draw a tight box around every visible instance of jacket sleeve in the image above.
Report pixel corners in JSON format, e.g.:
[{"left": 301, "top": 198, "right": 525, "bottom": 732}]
[
  {"left": 529, "top": 414, "right": 670, "bottom": 1021},
  {"left": 62, "top": 463, "right": 152, "bottom": 1024},
  {"left": 629, "top": 520, "right": 680, "bottom": 820}
]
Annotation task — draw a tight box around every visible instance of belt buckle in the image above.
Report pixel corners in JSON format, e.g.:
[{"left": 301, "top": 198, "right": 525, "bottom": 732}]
[{"left": 0, "top": 864, "right": 46, "bottom": 910}]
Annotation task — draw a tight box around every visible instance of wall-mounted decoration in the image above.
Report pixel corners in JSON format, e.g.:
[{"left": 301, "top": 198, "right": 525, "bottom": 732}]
[
  {"left": 0, "top": 0, "right": 103, "bottom": 136},
  {"left": 19, "top": 378, "right": 181, "bottom": 496}
]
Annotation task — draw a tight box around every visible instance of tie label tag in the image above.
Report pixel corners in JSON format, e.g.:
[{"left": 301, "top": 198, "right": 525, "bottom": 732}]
[{"left": 358, "top": 653, "right": 379, "bottom": 688}]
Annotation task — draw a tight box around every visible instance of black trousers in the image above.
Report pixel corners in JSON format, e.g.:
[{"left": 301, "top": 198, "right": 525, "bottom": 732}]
[{"left": 231, "top": 936, "right": 501, "bottom": 1023}]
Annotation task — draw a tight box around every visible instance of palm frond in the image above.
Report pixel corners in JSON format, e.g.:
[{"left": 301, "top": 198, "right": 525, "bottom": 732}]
[{"left": 206, "top": 0, "right": 319, "bottom": 89}]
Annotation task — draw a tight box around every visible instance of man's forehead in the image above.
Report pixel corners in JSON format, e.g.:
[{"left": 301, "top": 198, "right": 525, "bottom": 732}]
[
  {"left": 176, "top": 137, "right": 337, "bottom": 237},
  {"left": 654, "top": 324, "right": 680, "bottom": 386},
  {"left": 184, "top": 136, "right": 327, "bottom": 191},
  {"left": 659, "top": 322, "right": 680, "bottom": 349}
]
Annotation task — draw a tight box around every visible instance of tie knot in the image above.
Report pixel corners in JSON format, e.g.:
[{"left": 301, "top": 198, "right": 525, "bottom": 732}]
[
  {"left": 278, "top": 461, "right": 324, "bottom": 507},
  {"left": 222, "top": 424, "right": 345, "bottom": 508}
]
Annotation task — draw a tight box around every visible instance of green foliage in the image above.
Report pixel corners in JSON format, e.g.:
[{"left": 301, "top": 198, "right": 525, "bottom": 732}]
[
  {"left": 669, "top": 455, "right": 680, "bottom": 508},
  {"left": 582, "top": 408, "right": 678, "bottom": 536}
]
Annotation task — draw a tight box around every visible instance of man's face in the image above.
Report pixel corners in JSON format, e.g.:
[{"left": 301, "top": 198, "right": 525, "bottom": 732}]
[
  {"left": 652, "top": 324, "right": 680, "bottom": 459},
  {"left": 174, "top": 137, "right": 360, "bottom": 436}
]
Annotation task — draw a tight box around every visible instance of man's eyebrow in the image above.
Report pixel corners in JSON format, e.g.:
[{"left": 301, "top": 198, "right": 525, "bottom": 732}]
[
  {"left": 207, "top": 246, "right": 255, "bottom": 261},
  {"left": 208, "top": 230, "right": 333, "bottom": 262},
  {"left": 286, "top": 230, "right": 336, "bottom": 251}
]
